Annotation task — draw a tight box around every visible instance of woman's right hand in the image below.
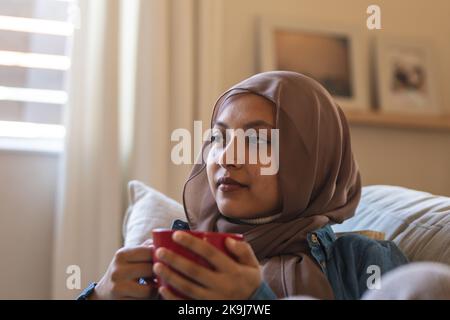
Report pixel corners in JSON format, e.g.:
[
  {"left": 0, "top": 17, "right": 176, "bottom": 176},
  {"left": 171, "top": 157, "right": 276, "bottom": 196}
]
[{"left": 90, "top": 240, "right": 157, "bottom": 300}]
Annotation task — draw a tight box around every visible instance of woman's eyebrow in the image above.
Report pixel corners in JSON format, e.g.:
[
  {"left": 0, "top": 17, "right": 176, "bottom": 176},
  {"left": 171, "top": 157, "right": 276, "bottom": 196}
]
[
  {"left": 243, "top": 120, "right": 275, "bottom": 130},
  {"left": 214, "top": 120, "right": 275, "bottom": 130},
  {"left": 213, "top": 120, "right": 275, "bottom": 129},
  {"left": 213, "top": 121, "right": 228, "bottom": 128}
]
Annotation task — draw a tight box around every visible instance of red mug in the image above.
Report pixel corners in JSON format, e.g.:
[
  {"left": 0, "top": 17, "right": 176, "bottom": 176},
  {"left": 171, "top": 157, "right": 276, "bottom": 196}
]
[{"left": 152, "top": 229, "right": 244, "bottom": 299}]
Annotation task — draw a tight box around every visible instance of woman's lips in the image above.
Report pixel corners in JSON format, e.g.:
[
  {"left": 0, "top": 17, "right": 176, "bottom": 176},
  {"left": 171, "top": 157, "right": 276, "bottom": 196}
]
[
  {"left": 216, "top": 176, "right": 248, "bottom": 193},
  {"left": 218, "top": 183, "right": 247, "bottom": 192}
]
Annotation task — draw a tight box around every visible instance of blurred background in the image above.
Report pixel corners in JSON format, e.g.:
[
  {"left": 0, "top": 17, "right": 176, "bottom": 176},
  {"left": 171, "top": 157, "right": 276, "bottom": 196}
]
[{"left": 0, "top": 0, "right": 449, "bottom": 299}]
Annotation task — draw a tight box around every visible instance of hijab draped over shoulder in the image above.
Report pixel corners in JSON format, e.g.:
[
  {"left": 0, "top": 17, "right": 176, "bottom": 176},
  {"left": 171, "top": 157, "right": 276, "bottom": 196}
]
[{"left": 182, "top": 71, "right": 362, "bottom": 299}]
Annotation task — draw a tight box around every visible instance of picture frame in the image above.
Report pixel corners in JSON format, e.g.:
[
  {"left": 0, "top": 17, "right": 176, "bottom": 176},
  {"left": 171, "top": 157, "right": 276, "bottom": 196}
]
[
  {"left": 259, "top": 17, "right": 370, "bottom": 112},
  {"left": 375, "top": 35, "right": 440, "bottom": 115}
]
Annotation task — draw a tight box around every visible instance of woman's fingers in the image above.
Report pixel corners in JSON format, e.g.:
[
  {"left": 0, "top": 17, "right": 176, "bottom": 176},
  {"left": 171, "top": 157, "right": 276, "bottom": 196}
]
[
  {"left": 225, "top": 238, "right": 259, "bottom": 268},
  {"left": 121, "top": 262, "right": 154, "bottom": 280},
  {"left": 115, "top": 245, "right": 153, "bottom": 263},
  {"left": 120, "top": 281, "right": 155, "bottom": 299},
  {"left": 155, "top": 248, "right": 216, "bottom": 288},
  {"left": 153, "top": 262, "right": 210, "bottom": 300},
  {"left": 158, "top": 286, "right": 182, "bottom": 300},
  {"left": 171, "top": 231, "right": 234, "bottom": 272}
]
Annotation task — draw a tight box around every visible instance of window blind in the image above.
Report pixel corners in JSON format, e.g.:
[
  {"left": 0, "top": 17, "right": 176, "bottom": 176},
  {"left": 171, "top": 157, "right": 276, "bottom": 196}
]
[{"left": 0, "top": 0, "right": 75, "bottom": 128}]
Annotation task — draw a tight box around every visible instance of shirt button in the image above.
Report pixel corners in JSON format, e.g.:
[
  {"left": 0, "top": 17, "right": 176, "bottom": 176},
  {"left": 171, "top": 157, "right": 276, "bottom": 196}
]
[{"left": 311, "top": 233, "right": 319, "bottom": 244}]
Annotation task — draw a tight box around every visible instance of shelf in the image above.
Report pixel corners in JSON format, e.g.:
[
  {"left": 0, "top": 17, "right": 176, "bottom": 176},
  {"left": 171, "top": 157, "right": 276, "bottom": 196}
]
[{"left": 345, "top": 111, "right": 450, "bottom": 132}]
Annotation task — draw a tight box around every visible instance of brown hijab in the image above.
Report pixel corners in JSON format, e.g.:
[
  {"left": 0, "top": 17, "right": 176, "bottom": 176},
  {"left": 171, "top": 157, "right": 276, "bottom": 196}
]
[{"left": 182, "top": 71, "right": 361, "bottom": 299}]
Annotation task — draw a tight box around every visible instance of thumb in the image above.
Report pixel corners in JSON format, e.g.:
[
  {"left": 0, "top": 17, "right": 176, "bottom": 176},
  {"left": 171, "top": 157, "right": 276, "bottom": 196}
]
[{"left": 225, "top": 238, "right": 259, "bottom": 268}]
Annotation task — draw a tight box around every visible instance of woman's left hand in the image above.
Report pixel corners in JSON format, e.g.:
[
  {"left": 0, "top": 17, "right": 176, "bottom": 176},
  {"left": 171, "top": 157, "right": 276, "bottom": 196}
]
[{"left": 153, "top": 231, "right": 262, "bottom": 300}]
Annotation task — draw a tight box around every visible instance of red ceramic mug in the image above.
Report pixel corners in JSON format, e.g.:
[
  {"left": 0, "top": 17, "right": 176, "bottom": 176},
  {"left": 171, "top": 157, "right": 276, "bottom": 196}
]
[{"left": 152, "top": 228, "right": 244, "bottom": 299}]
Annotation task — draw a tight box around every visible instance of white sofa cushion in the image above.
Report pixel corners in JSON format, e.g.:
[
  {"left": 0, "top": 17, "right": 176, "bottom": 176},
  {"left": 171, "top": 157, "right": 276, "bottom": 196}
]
[
  {"left": 332, "top": 185, "right": 450, "bottom": 264},
  {"left": 123, "top": 180, "right": 184, "bottom": 247},
  {"left": 123, "top": 181, "right": 450, "bottom": 264}
]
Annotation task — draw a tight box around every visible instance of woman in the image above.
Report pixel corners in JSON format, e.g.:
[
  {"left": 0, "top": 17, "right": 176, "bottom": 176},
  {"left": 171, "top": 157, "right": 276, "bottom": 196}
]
[{"left": 81, "top": 71, "right": 408, "bottom": 300}]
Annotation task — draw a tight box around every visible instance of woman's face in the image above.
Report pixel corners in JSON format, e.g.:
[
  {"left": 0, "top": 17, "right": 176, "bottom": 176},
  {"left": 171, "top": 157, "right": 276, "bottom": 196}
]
[{"left": 206, "top": 94, "right": 282, "bottom": 219}]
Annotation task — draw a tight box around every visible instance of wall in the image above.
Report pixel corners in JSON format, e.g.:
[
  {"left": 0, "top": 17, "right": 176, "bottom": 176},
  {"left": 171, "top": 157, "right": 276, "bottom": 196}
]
[
  {"left": 219, "top": 0, "right": 450, "bottom": 196},
  {"left": 0, "top": 151, "right": 59, "bottom": 299}
]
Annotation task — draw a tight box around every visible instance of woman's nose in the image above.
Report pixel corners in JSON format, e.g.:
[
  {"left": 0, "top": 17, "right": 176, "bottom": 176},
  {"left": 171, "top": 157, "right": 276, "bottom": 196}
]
[{"left": 218, "top": 135, "right": 244, "bottom": 169}]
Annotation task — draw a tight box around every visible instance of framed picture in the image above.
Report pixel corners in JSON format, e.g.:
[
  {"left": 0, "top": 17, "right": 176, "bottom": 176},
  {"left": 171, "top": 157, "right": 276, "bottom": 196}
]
[
  {"left": 376, "top": 36, "right": 440, "bottom": 115},
  {"left": 259, "top": 17, "right": 369, "bottom": 112}
]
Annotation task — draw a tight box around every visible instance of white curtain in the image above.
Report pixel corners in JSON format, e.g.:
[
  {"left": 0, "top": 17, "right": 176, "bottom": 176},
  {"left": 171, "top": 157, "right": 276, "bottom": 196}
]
[{"left": 52, "top": 0, "right": 225, "bottom": 299}]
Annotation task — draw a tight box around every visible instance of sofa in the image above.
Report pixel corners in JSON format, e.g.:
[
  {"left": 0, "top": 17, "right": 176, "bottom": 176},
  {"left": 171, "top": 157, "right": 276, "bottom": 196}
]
[{"left": 123, "top": 181, "right": 450, "bottom": 265}]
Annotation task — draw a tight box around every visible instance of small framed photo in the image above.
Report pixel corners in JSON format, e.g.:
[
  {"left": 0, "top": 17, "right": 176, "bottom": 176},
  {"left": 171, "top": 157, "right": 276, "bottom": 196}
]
[
  {"left": 376, "top": 36, "right": 440, "bottom": 115},
  {"left": 259, "top": 17, "right": 370, "bottom": 112}
]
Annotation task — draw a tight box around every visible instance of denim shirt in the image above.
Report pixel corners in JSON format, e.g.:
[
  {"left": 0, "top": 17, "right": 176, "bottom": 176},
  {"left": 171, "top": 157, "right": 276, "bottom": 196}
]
[
  {"left": 77, "top": 221, "right": 408, "bottom": 300},
  {"left": 306, "top": 224, "right": 408, "bottom": 300}
]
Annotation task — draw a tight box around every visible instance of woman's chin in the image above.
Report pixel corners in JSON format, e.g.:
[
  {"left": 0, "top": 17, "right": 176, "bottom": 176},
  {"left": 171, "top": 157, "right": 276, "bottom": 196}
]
[{"left": 217, "top": 202, "right": 250, "bottom": 220}]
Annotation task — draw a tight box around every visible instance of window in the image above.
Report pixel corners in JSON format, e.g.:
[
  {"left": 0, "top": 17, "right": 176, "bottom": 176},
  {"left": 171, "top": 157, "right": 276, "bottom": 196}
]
[{"left": 0, "top": 0, "right": 77, "bottom": 152}]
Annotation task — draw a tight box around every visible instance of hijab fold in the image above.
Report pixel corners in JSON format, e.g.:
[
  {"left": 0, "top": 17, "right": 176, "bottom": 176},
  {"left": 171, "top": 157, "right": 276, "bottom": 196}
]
[{"left": 182, "top": 71, "right": 361, "bottom": 299}]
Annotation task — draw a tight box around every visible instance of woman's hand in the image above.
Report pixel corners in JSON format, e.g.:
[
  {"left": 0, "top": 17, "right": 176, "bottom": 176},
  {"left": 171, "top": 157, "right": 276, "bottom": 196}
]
[
  {"left": 153, "top": 231, "right": 262, "bottom": 300},
  {"left": 91, "top": 240, "right": 157, "bottom": 300}
]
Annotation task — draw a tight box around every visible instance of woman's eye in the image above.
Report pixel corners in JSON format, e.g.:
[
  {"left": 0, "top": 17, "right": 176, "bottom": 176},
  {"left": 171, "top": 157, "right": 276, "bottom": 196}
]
[
  {"left": 247, "top": 135, "right": 270, "bottom": 145},
  {"left": 247, "top": 136, "right": 258, "bottom": 144},
  {"left": 211, "top": 134, "right": 223, "bottom": 144}
]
